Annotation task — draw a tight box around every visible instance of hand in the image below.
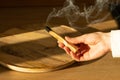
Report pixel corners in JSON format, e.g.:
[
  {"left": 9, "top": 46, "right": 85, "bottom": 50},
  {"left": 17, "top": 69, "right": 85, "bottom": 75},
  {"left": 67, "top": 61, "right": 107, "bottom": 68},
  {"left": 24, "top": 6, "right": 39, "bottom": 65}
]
[{"left": 58, "top": 32, "right": 111, "bottom": 61}]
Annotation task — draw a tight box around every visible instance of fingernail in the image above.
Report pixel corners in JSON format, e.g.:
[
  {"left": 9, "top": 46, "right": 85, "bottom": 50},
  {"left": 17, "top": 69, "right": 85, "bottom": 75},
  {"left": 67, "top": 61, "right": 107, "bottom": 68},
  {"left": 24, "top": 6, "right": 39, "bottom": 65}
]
[
  {"left": 65, "top": 36, "right": 71, "bottom": 40},
  {"left": 57, "top": 40, "right": 60, "bottom": 43}
]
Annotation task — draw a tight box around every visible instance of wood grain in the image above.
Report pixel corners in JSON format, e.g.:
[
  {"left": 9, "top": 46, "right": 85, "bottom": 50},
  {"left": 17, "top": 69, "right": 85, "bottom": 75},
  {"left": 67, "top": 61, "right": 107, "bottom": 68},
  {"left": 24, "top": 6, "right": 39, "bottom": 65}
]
[
  {"left": 0, "top": 5, "right": 119, "bottom": 80},
  {"left": 0, "top": 25, "right": 80, "bottom": 73}
]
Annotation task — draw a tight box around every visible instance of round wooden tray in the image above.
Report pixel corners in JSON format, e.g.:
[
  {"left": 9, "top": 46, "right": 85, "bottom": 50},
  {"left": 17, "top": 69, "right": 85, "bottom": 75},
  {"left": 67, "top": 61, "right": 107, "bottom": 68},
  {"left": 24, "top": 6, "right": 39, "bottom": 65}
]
[{"left": 0, "top": 25, "right": 80, "bottom": 73}]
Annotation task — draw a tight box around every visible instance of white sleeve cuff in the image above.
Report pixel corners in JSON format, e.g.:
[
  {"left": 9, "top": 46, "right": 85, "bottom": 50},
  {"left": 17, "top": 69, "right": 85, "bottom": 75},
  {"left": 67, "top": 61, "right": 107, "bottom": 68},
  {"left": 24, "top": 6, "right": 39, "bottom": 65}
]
[{"left": 111, "top": 30, "right": 120, "bottom": 57}]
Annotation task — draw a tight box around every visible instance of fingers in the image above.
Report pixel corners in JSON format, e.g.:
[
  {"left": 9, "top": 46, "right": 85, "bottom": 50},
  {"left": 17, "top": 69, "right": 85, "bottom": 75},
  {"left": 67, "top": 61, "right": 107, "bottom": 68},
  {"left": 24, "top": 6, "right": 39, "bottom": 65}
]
[
  {"left": 70, "top": 52, "right": 81, "bottom": 61},
  {"left": 58, "top": 41, "right": 80, "bottom": 59},
  {"left": 58, "top": 41, "right": 64, "bottom": 48},
  {"left": 58, "top": 40, "right": 90, "bottom": 61},
  {"left": 58, "top": 41, "right": 71, "bottom": 55},
  {"left": 69, "top": 52, "right": 90, "bottom": 61},
  {"left": 65, "top": 36, "right": 85, "bottom": 44},
  {"left": 63, "top": 46, "right": 71, "bottom": 55}
]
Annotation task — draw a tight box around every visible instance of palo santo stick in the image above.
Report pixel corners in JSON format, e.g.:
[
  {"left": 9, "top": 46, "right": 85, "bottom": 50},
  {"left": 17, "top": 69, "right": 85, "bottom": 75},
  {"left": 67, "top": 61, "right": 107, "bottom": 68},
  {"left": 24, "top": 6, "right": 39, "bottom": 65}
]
[{"left": 45, "top": 26, "right": 79, "bottom": 53}]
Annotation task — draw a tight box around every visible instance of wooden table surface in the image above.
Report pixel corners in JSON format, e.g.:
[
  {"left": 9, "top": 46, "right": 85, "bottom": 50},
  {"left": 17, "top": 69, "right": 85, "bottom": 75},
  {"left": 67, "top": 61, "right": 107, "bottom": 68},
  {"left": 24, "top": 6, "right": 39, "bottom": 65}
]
[{"left": 0, "top": 7, "right": 120, "bottom": 80}]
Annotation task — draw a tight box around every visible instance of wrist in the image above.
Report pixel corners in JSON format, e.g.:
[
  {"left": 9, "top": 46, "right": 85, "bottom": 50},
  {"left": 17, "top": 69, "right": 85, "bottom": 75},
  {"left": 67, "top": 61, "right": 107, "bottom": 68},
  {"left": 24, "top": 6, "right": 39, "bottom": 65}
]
[{"left": 103, "top": 32, "right": 111, "bottom": 52}]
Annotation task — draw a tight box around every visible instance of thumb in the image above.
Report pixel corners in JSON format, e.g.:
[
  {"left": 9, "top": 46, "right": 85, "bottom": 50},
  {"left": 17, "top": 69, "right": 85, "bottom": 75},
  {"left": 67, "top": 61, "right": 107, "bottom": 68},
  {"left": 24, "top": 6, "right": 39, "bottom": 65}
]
[{"left": 65, "top": 36, "right": 85, "bottom": 44}]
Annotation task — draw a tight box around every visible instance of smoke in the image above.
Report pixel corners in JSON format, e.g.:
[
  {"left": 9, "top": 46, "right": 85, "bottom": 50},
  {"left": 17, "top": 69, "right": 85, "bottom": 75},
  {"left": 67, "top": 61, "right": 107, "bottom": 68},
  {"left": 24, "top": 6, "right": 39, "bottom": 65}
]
[
  {"left": 46, "top": 0, "right": 81, "bottom": 27},
  {"left": 46, "top": 0, "right": 119, "bottom": 28}
]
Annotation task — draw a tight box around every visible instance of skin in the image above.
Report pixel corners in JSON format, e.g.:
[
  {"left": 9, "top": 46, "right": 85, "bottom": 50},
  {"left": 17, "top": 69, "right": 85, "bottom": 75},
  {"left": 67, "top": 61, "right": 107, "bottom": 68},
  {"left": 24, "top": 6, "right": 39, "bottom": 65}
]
[{"left": 58, "top": 32, "right": 111, "bottom": 61}]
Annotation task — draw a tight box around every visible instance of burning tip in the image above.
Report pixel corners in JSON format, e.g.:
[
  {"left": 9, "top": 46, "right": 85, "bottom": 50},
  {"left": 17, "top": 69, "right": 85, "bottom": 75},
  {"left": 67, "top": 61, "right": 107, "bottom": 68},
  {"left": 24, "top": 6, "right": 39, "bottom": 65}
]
[{"left": 45, "top": 26, "right": 52, "bottom": 32}]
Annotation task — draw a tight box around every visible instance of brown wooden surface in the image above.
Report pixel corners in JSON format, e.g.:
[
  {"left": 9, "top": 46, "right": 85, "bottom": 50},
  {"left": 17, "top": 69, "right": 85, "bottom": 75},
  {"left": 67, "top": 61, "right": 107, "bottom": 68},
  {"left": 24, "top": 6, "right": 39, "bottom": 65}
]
[
  {"left": 0, "top": 0, "right": 94, "bottom": 7},
  {"left": 0, "top": 25, "right": 79, "bottom": 73},
  {"left": 0, "top": 6, "right": 120, "bottom": 80}
]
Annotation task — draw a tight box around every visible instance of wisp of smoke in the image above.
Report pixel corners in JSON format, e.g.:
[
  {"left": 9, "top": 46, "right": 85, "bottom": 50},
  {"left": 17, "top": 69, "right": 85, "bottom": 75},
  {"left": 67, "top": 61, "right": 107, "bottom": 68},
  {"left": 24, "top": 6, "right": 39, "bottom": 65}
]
[{"left": 46, "top": 0, "right": 119, "bottom": 28}]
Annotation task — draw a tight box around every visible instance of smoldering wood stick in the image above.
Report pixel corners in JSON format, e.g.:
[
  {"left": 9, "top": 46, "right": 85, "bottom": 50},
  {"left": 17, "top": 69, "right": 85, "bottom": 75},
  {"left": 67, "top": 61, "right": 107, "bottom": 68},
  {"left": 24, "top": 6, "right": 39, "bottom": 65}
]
[{"left": 45, "top": 26, "right": 79, "bottom": 53}]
